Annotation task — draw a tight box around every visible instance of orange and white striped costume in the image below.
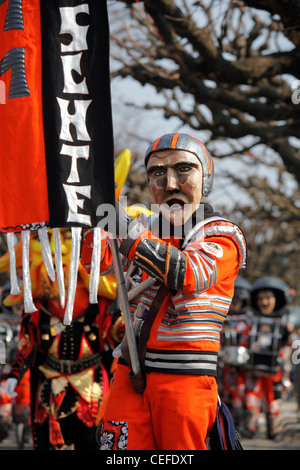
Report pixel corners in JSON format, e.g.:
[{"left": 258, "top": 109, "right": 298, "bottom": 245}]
[{"left": 81, "top": 211, "right": 247, "bottom": 449}]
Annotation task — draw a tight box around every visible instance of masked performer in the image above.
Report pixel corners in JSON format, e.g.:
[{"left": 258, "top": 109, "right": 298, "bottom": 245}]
[
  {"left": 0, "top": 285, "right": 31, "bottom": 448},
  {"left": 81, "top": 133, "right": 247, "bottom": 450},
  {"left": 245, "top": 276, "right": 291, "bottom": 439},
  {"left": 219, "top": 276, "right": 252, "bottom": 430}
]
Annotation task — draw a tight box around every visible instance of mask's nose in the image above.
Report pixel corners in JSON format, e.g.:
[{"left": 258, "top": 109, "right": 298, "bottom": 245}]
[{"left": 165, "top": 168, "right": 180, "bottom": 191}]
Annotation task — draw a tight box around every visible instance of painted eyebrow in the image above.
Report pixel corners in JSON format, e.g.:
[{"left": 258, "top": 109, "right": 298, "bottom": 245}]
[{"left": 146, "top": 161, "right": 199, "bottom": 176}]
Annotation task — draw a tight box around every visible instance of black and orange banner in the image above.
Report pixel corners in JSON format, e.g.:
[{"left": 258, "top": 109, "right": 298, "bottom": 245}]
[{"left": 0, "top": 0, "right": 115, "bottom": 232}]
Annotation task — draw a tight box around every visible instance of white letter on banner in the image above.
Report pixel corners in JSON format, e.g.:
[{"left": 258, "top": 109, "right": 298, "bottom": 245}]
[
  {"left": 61, "top": 144, "right": 90, "bottom": 183},
  {"left": 59, "top": 5, "right": 90, "bottom": 53},
  {"left": 57, "top": 97, "right": 92, "bottom": 142},
  {"left": 61, "top": 53, "right": 89, "bottom": 94},
  {"left": 63, "top": 184, "right": 91, "bottom": 225}
]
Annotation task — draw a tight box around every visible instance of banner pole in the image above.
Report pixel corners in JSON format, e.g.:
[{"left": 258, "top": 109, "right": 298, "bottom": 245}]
[{"left": 109, "top": 235, "right": 141, "bottom": 376}]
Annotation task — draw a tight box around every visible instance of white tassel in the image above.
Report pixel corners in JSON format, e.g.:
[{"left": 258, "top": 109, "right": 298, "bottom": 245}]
[
  {"left": 89, "top": 227, "right": 101, "bottom": 304},
  {"left": 38, "top": 228, "right": 55, "bottom": 282},
  {"left": 63, "top": 227, "right": 81, "bottom": 326},
  {"left": 53, "top": 228, "right": 65, "bottom": 308},
  {"left": 6, "top": 232, "right": 20, "bottom": 295},
  {"left": 21, "top": 230, "right": 37, "bottom": 313}
]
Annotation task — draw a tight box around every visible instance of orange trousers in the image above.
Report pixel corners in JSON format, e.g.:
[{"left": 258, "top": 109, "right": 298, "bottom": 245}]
[
  {"left": 99, "top": 364, "right": 218, "bottom": 450},
  {"left": 246, "top": 374, "right": 280, "bottom": 416}
]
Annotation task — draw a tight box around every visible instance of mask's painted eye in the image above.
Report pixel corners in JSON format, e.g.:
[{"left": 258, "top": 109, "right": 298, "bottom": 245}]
[
  {"left": 178, "top": 166, "right": 192, "bottom": 173},
  {"left": 153, "top": 169, "right": 166, "bottom": 177}
]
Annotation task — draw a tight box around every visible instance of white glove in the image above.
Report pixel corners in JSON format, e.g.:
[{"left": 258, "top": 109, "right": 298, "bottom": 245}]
[{"left": 5, "top": 377, "right": 18, "bottom": 398}]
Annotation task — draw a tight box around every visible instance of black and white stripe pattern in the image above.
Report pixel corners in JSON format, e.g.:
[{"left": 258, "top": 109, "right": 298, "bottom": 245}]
[{"left": 144, "top": 348, "right": 219, "bottom": 376}]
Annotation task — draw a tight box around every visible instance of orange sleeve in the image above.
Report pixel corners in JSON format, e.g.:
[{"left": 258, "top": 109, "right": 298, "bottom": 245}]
[
  {"left": 182, "top": 236, "right": 240, "bottom": 294},
  {"left": 124, "top": 229, "right": 240, "bottom": 295},
  {"left": 81, "top": 229, "right": 114, "bottom": 274}
]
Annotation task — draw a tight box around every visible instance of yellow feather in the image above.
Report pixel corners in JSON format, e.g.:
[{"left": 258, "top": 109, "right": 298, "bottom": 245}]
[{"left": 114, "top": 149, "right": 131, "bottom": 200}]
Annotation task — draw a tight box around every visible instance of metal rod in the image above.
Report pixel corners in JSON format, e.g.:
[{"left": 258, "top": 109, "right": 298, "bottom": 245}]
[
  {"left": 127, "top": 278, "right": 156, "bottom": 301},
  {"left": 108, "top": 234, "right": 141, "bottom": 376}
]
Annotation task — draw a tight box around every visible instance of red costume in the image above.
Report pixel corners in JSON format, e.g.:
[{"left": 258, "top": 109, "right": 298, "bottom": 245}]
[
  {"left": 7, "top": 292, "right": 118, "bottom": 449},
  {"left": 244, "top": 277, "right": 291, "bottom": 439},
  {"left": 1, "top": 230, "right": 122, "bottom": 449},
  {"left": 219, "top": 277, "right": 252, "bottom": 430}
]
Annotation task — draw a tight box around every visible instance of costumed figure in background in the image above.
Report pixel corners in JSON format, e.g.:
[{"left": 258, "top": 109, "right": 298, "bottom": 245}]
[
  {"left": 288, "top": 307, "right": 300, "bottom": 409},
  {"left": 2, "top": 230, "right": 121, "bottom": 450},
  {"left": 82, "top": 133, "right": 247, "bottom": 450},
  {"left": 1, "top": 150, "right": 132, "bottom": 450},
  {"left": 219, "top": 276, "right": 252, "bottom": 431},
  {"left": 244, "top": 276, "right": 292, "bottom": 439},
  {"left": 0, "top": 281, "right": 30, "bottom": 448}
]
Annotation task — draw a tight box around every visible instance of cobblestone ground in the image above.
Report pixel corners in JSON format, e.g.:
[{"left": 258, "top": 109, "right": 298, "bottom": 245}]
[
  {"left": 241, "top": 398, "right": 300, "bottom": 450},
  {"left": 0, "top": 422, "right": 32, "bottom": 450},
  {"left": 0, "top": 398, "right": 299, "bottom": 451}
]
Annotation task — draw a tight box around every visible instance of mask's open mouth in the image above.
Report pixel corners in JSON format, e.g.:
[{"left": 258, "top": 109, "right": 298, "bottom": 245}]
[
  {"left": 160, "top": 200, "right": 191, "bottom": 227},
  {"left": 165, "top": 198, "right": 185, "bottom": 208}
]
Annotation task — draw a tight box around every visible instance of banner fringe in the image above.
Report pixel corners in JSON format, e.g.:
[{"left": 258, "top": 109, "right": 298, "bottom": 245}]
[
  {"left": 89, "top": 227, "right": 101, "bottom": 304},
  {"left": 38, "top": 228, "right": 56, "bottom": 282},
  {"left": 7, "top": 232, "right": 20, "bottom": 296},
  {"left": 63, "top": 227, "right": 81, "bottom": 326},
  {"left": 21, "top": 230, "right": 37, "bottom": 313},
  {"left": 53, "top": 228, "right": 65, "bottom": 308}
]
